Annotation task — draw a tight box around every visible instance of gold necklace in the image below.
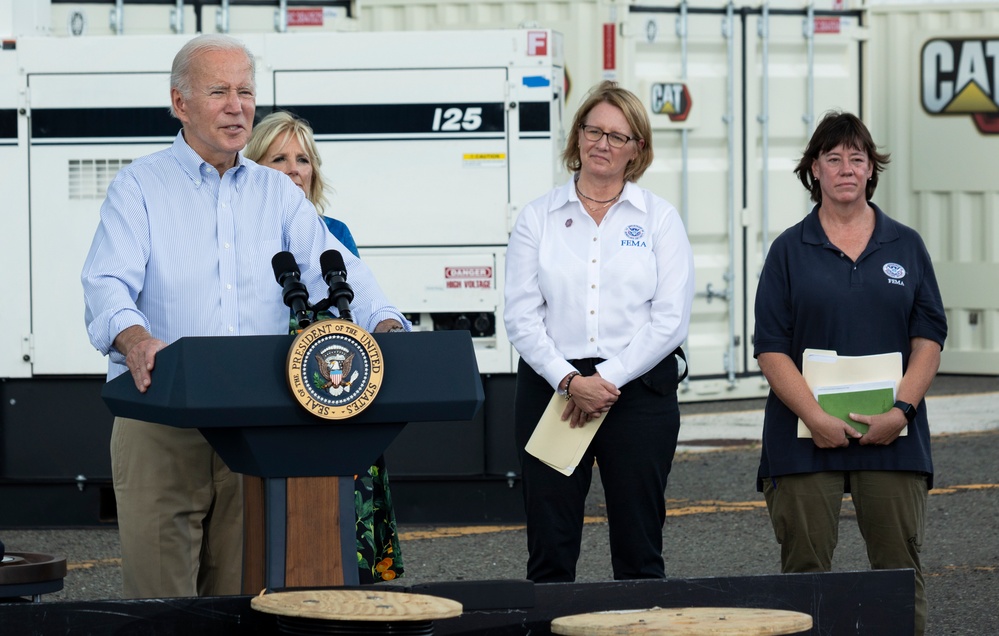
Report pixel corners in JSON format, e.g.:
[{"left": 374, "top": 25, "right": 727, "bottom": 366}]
[{"left": 580, "top": 196, "right": 616, "bottom": 213}]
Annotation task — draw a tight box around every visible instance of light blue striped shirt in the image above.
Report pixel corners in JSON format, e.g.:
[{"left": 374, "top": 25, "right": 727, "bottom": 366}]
[{"left": 82, "top": 131, "right": 407, "bottom": 381}]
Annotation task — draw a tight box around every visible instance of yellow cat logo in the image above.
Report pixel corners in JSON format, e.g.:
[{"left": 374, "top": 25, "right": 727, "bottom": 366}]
[{"left": 921, "top": 38, "right": 999, "bottom": 134}]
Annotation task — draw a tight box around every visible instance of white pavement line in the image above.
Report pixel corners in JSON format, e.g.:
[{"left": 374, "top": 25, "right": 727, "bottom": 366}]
[{"left": 676, "top": 392, "right": 999, "bottom": 451}]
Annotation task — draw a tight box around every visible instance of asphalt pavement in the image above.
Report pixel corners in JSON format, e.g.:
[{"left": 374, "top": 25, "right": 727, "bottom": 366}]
[{"left": 3, "top": 375, "right": 997, "bottom": 635}]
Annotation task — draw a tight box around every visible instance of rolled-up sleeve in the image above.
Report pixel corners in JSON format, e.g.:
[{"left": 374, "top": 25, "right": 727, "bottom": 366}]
[{"left": 81, "top": 171, "right": 152, "bottom": 365}]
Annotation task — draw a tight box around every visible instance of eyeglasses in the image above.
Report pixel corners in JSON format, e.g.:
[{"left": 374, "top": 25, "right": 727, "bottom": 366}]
[{"left": 579, "top": 124, "right": 638, "bottom": 149}]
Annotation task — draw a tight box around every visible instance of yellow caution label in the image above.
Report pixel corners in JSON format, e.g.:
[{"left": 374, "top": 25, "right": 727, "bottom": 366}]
[{"left": 463, "top": 153, "right": 506, "bottom": 161}]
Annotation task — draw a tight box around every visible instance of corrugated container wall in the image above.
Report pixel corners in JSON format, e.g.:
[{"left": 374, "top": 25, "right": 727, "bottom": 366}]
[
  {"left": 360, "top": 0, "right": 611, "bottom": 116},
  {"left": 360, "top": 0, "right": 868, "bottom": 399},
  {"left": 360, "top": 0, "right": 997, "bottom": 385},
  {"left": 359, "top": 1, "right": 714, "bottom": 136},
  {"left": 44, "top": 2, "right": 358, "bottom": 37},
  {"left": 864, "top": 1, "right": 999, "bottom": 374},
  {"left": 617, "top": 1, "right": 862, "bottom": 399}
]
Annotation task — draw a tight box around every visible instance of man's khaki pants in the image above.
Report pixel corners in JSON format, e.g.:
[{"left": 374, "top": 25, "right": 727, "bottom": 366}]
[{"left": 112, "top": 417, "right": 243, "bottom": 598}]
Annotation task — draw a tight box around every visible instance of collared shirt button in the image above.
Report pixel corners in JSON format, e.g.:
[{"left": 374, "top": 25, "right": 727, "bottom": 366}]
[
  {"left": 591, "top": 284, "right": 596, "bottom": 289},
  {"left": 228, "top": 325, "right": 234, "bottom": 333},
  {"left": 226, "top": 283, "right": 232, "bottom": 290},
  {"left": 590, "top": 310, "right": 595, "bottom": 315},
  {"left": 593, "top": 236, "right": 598, "bottom": 242},
  {"left": 224, "top": 242, "right": 230, "bottom": 249},
  {"left": 591, "top": 258, "right": 597, "bottom": 263},
  {"left": 589, "top": 337, "right": 595, "bottom": 342}
]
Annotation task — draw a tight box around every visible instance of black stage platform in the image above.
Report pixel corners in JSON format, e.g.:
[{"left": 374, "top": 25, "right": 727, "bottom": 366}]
[{"left": 1, "top": 570, "right": 913, "bottom": 635}]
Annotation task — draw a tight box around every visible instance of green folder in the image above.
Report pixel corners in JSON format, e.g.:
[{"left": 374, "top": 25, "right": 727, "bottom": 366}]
[{"left": 816, "top": 384, "right": 895, "bottom": 435}]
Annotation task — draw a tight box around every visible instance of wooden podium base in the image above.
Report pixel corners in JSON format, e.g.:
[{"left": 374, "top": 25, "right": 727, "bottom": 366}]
[{"left": 243, "top": 475, "right": 356, "bottom": 593}]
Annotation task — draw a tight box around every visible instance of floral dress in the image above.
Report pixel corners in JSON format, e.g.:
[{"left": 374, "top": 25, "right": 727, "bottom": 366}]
[{"left": 354, "top": 456, "right": 403, "bottom": 582}]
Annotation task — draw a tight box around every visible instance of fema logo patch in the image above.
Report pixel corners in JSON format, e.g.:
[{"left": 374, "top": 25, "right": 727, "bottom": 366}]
[
  {"left": 621, "top": 224, "right": 648, "bottom": 248},
  {"left": 624, "top": 225, "right": 645, "bottom": 240},
  {"left": 286, "top": 320, "right": 383, "bottom": 420},
  {"left": 883, "top": 263, "right": 906, "bottom": 279}
]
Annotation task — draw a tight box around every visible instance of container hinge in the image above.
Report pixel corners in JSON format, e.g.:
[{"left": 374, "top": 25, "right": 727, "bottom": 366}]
[
  {"left": 21, "top": 334, "right": 34, "bottom": 363},
  {"left": 18, "top": 86, "right": 30, "bottom": 117},
  {"left": 506, "top": 203, "right": 519, "bottom": 234}
]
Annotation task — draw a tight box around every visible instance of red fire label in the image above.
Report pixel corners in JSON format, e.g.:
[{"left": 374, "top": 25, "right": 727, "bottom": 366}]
[
  {"left": 528, "top": 31, "right": 548, "bottom": 56},
  {"left": 287, "top": 8, "right": 323, "bottom": 27},
  {"left": 813, "top": 17, "right": 841, "bottom": 34},
  {"left": 603, "top": 23, "right": 616, "bottom": 70}
]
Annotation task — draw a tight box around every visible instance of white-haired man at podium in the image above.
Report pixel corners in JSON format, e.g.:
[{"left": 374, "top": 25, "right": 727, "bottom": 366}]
[{"left": 81, "top": 34, "right": 407, "bottom": 599}]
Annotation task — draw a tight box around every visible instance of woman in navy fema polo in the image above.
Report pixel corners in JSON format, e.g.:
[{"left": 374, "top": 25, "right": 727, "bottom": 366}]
[{"left": 754, "top": 111, "right": 947, "bottom": 636}]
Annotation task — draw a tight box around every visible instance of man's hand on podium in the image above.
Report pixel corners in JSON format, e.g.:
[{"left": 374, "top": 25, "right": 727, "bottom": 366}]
[
  {"left": 114, "top": 325, "right": 167, "bottom": 393},
  {"left": 373, "top": 319, "right": 406, "bottom": 333}
]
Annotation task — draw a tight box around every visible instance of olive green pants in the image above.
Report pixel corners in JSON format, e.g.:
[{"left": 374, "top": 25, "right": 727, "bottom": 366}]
[
  {"left": 112, "top": 417, "right": 243, "bottom": 598},
  {"left": 763, "top": 471, "right": 927, "bottom": 636}
]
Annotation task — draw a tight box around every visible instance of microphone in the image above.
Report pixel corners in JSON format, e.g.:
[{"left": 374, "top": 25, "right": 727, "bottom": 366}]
[
  {"left": 271, "top": 251, "right": 312, "bottom": 328},
  {"left": 320, "top": 249, "right": 354, "bottom": 323}
]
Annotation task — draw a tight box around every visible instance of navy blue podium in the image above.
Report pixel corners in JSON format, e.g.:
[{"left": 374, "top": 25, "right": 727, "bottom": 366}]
[{"left": 102, "top": 331, "right": 483, "bottom": 592}]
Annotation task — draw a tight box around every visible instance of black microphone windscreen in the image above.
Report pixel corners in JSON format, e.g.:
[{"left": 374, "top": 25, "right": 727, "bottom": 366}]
[
  {"left": 271, "top": 251, "right": 300, "bottom": 283},
  {"left": 320, "top": 249, "right": 347, "bottom": 278}
]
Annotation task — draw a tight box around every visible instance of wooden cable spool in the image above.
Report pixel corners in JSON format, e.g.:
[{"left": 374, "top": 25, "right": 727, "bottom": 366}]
[
  {"left": 551, "top": 606, "right": 813, "bottom": 636},
  {"left": 251, "top": 589, "right": 462, "bottom": 636}
]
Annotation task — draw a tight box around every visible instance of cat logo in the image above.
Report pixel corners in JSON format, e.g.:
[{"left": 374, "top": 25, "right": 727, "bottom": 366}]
[
  {"left": 650, "top": 83, "right": 692, "bottom": 122},
  {"left": 921, "top": 38, "right": 999, "bottom": 134}
]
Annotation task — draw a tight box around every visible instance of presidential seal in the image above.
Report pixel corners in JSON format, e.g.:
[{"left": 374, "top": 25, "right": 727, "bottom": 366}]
[{"left": 286, "top": 320, "right": 384, "bottom": 420}]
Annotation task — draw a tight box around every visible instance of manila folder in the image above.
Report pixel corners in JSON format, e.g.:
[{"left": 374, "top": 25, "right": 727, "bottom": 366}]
[
  {"left": 525, "top": 392, "right": 607, "bottom": 476},
  {"left": 798, "top": 349, "right": 903, "bottom": 438}
]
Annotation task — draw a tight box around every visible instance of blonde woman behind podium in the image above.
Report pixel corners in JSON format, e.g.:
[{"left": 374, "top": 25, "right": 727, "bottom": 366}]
[{"left": 245, "top": 110, "right": 403, "bottom": 583}]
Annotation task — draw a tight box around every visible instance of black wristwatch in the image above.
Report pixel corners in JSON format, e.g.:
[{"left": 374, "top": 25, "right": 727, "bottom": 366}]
[{"left": 893, "top": 400, "right": 917, "bottom": 424}]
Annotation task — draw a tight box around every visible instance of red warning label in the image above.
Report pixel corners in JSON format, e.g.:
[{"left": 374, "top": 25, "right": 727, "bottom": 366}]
[
  {"left": 445, "top": 266, "right": 493, "bottom": 289},
  {"left": 445, "top": 267, "right": 492, "bottom": 279},
  {"left": 287, "top": 8, "right": 323, "bottom": 27},
  {"left": 813, "top": 17, "right": 841, "bottom": 34}
]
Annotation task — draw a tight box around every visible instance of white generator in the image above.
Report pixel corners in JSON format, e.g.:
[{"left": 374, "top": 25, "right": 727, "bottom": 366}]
[
  {"left": 4, "top": 28, "right": 565, "bottom": 378},
  {"left": 0, "top": 24, "right": 565, "bottom": 525}
]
